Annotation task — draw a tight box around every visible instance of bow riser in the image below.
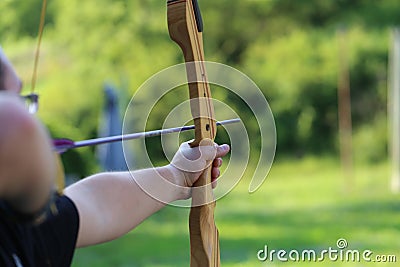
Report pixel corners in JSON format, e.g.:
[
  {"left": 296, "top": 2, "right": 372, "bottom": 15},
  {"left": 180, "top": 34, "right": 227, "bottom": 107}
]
[{"left": 167, "top": 0, "right": 220, "bottom": 266}]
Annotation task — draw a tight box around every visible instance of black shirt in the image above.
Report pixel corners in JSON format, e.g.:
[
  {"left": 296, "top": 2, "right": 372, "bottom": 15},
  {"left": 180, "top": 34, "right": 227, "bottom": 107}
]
[{"left": 0, "top": 195, "right": 79, "bottom": 267}]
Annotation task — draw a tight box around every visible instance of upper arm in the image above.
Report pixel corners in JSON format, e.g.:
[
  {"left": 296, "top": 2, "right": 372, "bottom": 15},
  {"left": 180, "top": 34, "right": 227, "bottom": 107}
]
[
  {"left": 64, "top": 176, "right": 109, "bottom": 248},
  {"left": 64, "top": 169, "right": 175, "bottom": 248},
  {"left": 64, "top": 172, "right": 152, "bottom": 248}
]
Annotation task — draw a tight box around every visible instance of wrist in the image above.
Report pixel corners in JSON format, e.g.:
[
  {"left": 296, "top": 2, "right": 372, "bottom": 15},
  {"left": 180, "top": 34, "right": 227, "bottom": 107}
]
[{"left": 162, "top": 165, "right": 191, "bottom": 200}]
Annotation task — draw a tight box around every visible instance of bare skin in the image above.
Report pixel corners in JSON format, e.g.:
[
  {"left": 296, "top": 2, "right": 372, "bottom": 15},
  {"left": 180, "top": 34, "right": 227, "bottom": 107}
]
[
  {"left": 0, "top": 94, "right": 56, "bottom": 214},
  {"left": 0, "top": 48, "right": 22, "bottom": 93},
  {"left": 0, "top": 47, "right": 230, "bottom": 247}
]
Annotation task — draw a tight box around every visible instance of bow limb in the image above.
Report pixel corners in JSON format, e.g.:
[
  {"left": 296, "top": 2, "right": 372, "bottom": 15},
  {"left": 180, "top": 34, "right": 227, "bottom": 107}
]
[{"left": 167, "top": 1, "right": 220, "bottom": 266}]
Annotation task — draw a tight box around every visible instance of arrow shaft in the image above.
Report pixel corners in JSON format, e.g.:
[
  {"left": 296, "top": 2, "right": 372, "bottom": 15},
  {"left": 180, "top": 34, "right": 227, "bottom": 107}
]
[{"left": 55, "top": 118, "right": 240, "bottom": 152}]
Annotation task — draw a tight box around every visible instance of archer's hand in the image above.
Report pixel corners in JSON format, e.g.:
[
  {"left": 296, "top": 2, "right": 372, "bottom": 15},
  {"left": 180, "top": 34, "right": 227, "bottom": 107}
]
[{"left": 169, "top": 140, "right": 230, "bottom": 191}]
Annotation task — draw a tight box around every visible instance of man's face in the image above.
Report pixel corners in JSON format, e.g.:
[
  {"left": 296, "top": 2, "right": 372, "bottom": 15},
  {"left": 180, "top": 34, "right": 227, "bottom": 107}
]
[{"left": 0, "top": 48, "right": 22, "bottom": 93}]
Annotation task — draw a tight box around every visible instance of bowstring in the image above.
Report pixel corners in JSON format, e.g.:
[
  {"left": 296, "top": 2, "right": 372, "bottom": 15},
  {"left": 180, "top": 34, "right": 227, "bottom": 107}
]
[
  {"left": 31, "top": 0, "right": 47, "bottom": 94},
  {"left": 30, "top": 0, "right": 65, "bottom": 192}
]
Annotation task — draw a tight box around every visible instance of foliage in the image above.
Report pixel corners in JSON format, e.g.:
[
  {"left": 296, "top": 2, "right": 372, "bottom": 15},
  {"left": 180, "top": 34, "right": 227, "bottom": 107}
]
[
  {"left": 70, "top": 158, "right": 399, "bottom": 266},
  {"left": 1, "top": 0, "right": 399, "bottom": 175},
  {"left": 1, "top": 2, "right": 398, "bottom": 265},
  {"left": 0, "top": 0, "right": 53, "bottom": 41}
]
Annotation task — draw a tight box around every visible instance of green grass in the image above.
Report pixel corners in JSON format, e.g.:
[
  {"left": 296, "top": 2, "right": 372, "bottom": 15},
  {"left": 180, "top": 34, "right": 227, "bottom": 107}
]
[{"left": 71, "top": 157, "right": 399, "bottom": 266}]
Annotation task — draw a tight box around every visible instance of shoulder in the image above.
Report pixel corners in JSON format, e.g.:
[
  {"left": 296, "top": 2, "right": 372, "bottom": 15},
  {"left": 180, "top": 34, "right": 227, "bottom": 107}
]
[
  {"left": 38, "top": 193, "right": 79, "bottom": 236},
  {"left": 0, "top": 195, "right": 79, "bottom": 266},
  {"left": 34, "top": 194, "right": 80, "bottom": 266}
]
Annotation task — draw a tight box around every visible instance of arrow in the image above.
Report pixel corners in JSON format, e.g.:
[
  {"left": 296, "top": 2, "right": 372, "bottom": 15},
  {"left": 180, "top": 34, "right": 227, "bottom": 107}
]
[{"left": 53, "top": 118, "right": 240, "bottom": 153}]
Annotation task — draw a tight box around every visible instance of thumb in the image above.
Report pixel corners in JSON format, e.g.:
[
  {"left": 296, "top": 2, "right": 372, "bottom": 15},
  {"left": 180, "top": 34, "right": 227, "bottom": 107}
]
[{"left": 171, "top": 139, "right": 217, "bottom": 173}]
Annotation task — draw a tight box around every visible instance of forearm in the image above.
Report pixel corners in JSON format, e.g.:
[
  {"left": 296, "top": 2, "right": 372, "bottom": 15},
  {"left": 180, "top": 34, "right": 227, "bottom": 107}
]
[
  {"left": 64, "top": 142, "right": 229, "bottom": 248},
  {"left": 65, "top": 165, "right": 185, "bottom": 247}
]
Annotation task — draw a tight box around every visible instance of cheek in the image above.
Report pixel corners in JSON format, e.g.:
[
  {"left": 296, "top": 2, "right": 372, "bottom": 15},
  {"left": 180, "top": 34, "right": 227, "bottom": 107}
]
[{"left": 3, "top": 68, "right": 22, "bottom": 94}]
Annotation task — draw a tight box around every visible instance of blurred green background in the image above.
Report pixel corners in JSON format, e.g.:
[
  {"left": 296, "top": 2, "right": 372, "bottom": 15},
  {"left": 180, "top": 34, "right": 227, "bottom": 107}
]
[{"left": 1, "top": 0, "right": 399, "bottom": 266}]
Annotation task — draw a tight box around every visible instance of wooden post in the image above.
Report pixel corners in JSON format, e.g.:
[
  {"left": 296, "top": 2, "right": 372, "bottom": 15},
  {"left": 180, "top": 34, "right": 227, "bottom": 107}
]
[
  {"left": 337, "top": 27, "right": 354, "bottom": 191},
  {"left": 389, "top": 28, "right": 400, "bottom": 193}
]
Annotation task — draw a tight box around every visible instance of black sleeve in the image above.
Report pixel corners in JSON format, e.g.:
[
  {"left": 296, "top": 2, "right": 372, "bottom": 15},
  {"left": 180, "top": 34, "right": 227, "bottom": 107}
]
[{"left": 35, "top": 195, "right": 80, "bottom": 267}]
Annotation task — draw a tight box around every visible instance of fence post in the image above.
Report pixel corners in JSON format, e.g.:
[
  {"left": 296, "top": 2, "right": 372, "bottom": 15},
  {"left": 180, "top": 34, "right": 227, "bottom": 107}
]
[
  {"left": 389, "top": 28, "right": 400, "bottom": 193},
  {"left": 337, "top": 27, "right": 354, "bottom": 191}
]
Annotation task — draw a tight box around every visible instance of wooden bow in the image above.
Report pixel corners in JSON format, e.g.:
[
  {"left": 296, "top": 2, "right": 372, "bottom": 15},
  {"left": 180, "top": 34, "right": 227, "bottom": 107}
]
[{"left": 167, "top": 0, "right": 220, "bottom": 266}]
